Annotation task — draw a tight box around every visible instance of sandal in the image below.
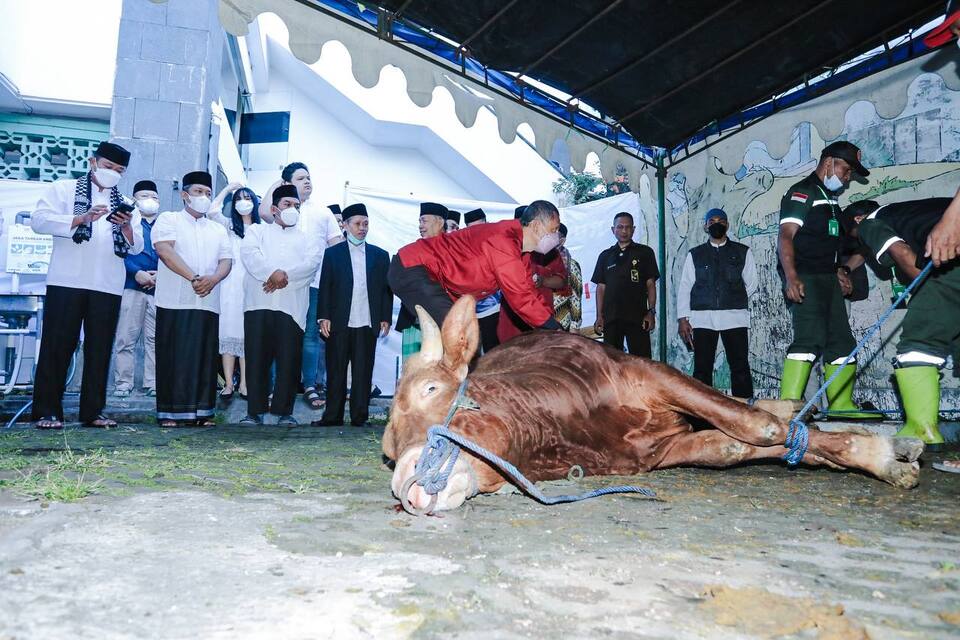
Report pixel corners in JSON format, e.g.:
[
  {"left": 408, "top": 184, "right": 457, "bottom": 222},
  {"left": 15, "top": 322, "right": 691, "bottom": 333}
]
[
  {"left": 35, "top": 416, "right": 63, "bottom": 430},
  {"left": 219, "top": 388, "right": 234, "bottom": 402},
  {"left": 83, "top": 414, "right": 117, "bottom": 428},
  {"left": 239, "top": 414, "right": 262, "bottom": 425},
  {"left": 932, "top": 460, "right": 960, "bottom": 474},
  {"left": 303, "top": 387, "right": 325, "bottom": 410},
  {"left": 197, "top": 418, "right": 216, "bottom": 427},
  {"left": 159, "top": 419, "right": 178, "bottom": 427}
]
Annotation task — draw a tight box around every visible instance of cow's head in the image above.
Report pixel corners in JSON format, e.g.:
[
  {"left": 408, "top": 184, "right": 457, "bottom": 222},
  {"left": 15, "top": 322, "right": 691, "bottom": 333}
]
[{"left": 385, "top": 296, "right": 480, "bottom": 513}]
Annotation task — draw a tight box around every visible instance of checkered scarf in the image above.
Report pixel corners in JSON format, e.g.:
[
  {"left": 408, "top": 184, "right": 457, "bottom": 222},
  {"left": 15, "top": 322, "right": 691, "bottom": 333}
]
[{"left": 71, "top": 172, "right": 130, "bottom": 258}]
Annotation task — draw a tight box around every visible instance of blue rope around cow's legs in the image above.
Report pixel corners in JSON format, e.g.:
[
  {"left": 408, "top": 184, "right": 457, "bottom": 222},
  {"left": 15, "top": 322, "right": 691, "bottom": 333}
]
[{"left": 782, "top": 260, "right": 936, "bottom": 465}]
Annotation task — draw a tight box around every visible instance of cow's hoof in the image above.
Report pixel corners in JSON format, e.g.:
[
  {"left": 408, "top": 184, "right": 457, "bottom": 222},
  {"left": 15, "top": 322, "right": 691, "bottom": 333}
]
[
  {"left": 892, "top": 437, "right": 924, "bottom": 463},
  {"left": 880, "top": 460, "right": 920, "bottom": 489}
]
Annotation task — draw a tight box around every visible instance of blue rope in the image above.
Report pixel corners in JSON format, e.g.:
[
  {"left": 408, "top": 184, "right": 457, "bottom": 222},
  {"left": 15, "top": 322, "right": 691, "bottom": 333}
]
[
  {"left": 408, "top": 380, "right": 656, "bottom": 512},
  {"left": 783, "top": 261, "right": 936, "bottom": 464}
]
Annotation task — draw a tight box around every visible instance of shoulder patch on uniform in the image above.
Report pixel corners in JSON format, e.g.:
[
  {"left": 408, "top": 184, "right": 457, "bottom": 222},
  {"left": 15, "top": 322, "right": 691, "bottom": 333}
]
[{"left": 790, "top": 192, "right": 809, "bottom": 203}]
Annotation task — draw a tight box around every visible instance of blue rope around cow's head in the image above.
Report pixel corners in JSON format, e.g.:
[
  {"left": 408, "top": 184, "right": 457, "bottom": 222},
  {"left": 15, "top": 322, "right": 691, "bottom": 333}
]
[{"left": 402, "top": 378, "right": 656, "bottom": 516}]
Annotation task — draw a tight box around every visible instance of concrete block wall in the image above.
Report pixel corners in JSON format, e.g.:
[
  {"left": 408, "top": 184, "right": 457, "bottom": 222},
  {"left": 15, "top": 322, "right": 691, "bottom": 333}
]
[{"left": 109, "top": 0, "right": 223, "bottom": 211}]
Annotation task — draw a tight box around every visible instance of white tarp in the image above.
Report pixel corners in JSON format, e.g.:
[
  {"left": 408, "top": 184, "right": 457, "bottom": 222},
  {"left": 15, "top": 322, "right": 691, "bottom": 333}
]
[{"left": 344, "top": 185, "right": 648, "bottom": 394}]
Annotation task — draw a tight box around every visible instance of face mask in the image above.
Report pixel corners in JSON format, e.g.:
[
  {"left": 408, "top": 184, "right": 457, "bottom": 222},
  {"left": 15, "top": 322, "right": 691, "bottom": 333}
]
[
  {"left": 823, "top": 159, "right": 844, "bottom": 192},
  {"left": 93, "top": 166, "right": 122, "bottom": 189},
  {"left": 708, "top": 222, "right": 727, "bottom": 239},
  {"left": 535, "top": 230, "right": 561, "bottom": 254},
  {"left": 188, "top": 194, "right": 211, "bottom": 214},
  {"left": 347, "top": 232, "right": 364, "bottom": 246},
  {"left": 137, "top": 198, "right": 159, "bottom": 215},
  {"left": 235, "top": 200, "right": 254, "bottom": 215},
  {"left": 279, "top": 206, "right": 299, "bottom": 226}
]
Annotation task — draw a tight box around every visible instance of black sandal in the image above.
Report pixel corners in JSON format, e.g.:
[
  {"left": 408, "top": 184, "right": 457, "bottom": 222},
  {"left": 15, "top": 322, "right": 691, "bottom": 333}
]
[
  {"left": 35, "top": 416, "right": 63, "bottom": 430},
  {"left": 83, "top": 414, "right": 117, "bottom": 428},
  {"left": 303, "top": 388, "right": 325, "bottom": 410}
]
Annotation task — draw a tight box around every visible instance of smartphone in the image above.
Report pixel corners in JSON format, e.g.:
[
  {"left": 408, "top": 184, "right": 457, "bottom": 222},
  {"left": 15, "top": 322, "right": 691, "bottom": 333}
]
[{"left": 108, "top": 200, "right": 136, "bottom": 224}]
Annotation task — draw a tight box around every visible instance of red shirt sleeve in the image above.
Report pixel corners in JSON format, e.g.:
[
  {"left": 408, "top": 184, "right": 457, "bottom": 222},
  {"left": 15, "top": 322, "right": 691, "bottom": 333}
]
[{"left": 488, "top": 245, "right": 552, "bottom": 328}]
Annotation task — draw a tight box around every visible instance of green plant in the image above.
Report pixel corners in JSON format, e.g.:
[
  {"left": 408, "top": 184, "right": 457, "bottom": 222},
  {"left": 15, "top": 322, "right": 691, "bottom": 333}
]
[{"left": 552, "top": 170, "right": 607, "bottom": 205}]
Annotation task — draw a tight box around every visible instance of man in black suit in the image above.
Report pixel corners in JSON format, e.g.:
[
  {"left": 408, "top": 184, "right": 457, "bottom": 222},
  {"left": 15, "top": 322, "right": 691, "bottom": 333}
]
[{"left": 313, "top": 203, "right": 392, "bottom": 426}]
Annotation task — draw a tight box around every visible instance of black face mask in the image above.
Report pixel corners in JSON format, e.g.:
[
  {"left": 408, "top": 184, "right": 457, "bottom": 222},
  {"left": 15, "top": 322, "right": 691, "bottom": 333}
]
[{"left": 708, "top": 222, "right": 727, "bottom": 239}]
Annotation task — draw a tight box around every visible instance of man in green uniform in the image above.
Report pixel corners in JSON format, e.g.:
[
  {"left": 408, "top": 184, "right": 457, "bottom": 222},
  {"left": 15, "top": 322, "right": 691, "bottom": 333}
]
[
  {"left": 839, "top": 196, "right": 960, "bottom": 444},
  {"left": 777, "top": 141, "right": 881, "bottom": 417}
]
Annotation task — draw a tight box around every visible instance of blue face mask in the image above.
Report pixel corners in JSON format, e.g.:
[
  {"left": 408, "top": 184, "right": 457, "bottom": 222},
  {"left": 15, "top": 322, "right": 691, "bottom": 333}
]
[
  {"left": 823, "top": 159, "right": 844, "bottom": 192},
  {"left": 346, "top": 232, "right": 364, "bottom": 246}
]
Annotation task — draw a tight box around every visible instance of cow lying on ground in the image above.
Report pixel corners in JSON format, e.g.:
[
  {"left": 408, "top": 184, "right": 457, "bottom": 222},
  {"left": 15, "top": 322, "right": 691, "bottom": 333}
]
[{"left": 383, "top": 297, "right": 924, "bottom": 513}]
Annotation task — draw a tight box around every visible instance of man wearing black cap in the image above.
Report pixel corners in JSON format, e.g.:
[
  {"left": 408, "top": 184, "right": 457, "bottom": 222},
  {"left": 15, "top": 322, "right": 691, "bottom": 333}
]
[
  {"left": 30, "top": 141, "right": 144, "bottom": 429},
  {"left": 314, "top": 203, "right": 392, "bottom": 427},
  {"left": 152, "top": 171, "right": 233, "bottom": 426},
  {"left": 112, "top": 179, "right": 161, "bottom": 398},
  {"left": 397, "top": 202, "right": 449, "bottom": 360},
  {"left": 445, "top": 210, "right": 461, "bottom": 233},
  {"left": 329, "top": 204, "right": 345, "bottom": 236},
  {"left": 238, "top": 184, "right": 322, "bottom": 426},
  {"left": 777, "top": 141, "right": 881, "bottom": 418},
  {"left": 464, "top": 209, "right": 486, "bottom": 227}
]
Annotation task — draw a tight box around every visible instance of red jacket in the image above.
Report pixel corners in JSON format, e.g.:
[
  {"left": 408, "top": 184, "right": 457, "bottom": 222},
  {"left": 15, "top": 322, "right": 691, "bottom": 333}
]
[
  {"left": 397, "top": 220, "right": 552, "bottom": 327},
  {"left": 497, "top": 250, "right": 568, "bottom": 342}
]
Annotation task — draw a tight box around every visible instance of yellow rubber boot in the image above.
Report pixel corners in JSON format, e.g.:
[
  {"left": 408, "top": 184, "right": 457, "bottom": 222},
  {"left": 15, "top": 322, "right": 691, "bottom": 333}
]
[
  {"left": 779, "top": 359, "right": 813, "bottom": 401},
  {"left": 894, "top": 366, "right": 944, "bottom": 444}
]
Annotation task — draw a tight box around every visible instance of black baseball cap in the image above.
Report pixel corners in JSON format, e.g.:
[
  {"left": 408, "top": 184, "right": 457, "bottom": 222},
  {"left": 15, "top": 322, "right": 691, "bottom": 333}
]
[{"left": 821, "top": 141, "right": 870, "bottom": 177}]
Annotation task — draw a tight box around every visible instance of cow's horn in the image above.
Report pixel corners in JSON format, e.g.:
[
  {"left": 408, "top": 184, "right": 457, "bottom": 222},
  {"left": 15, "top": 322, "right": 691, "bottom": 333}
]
[{"left": 415, "top": 305, "right": 443, "bottom": 362}]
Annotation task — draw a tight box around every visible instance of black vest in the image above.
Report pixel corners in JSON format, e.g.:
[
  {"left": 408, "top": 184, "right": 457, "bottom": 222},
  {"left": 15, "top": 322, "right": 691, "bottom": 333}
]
[{"left": 689, "top": 241, "right": 749, "bottom": 311}]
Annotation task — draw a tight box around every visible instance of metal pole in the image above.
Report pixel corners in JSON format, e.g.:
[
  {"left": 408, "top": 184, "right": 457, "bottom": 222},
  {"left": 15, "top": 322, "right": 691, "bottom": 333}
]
[{"left": 656, "top": 155, "right": 667, "bottom": 363}]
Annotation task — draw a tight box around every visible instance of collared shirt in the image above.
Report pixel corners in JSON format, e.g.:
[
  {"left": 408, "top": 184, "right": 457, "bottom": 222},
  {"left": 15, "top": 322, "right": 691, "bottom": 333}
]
[
  {"left": 590, "top": 241, "right": 659, "bottom": 323},
  {"left": 240, "top": 222, "right": 321, "bottom": 331},
  {"left": 778, "top": 172, "right": 843, "bottom": 274},
  {"left": 676, "top": 239, "right": 758, "bottom": 330},
  {"left": 31, "top": 177, "right": 145, "bottom": 296},
  {"left": 347, "top": 240, "right": 372, "bottom": 328},
  {"left": 152, "top": 209, "right": 232, "bottom": 313},
  {"left": 859, "top": 198, "right": 949, "bottom": 268},
  {"left": 298, "top": 199, "right": 344, "bottom": 289},
  {"left": 124, "top": 216, "right": 158, "bottom": 295}
]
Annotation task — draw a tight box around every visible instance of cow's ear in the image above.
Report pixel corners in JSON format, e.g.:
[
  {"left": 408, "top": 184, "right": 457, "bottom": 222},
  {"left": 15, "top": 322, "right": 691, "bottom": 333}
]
[{"left": 441, "top": 295, "right": 479, "bottom": 378}]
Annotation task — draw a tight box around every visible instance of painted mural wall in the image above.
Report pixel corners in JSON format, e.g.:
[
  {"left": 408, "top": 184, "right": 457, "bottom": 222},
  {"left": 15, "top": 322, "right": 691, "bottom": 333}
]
[{"left": 655, "top": 66, "right": 960, "bottom": 407}]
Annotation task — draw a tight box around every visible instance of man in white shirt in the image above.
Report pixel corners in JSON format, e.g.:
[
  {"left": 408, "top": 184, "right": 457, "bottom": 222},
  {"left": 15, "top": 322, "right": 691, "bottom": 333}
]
[
  {"left": 259, "top": 162, "right": 343, "bottom": 412},
  {"left": 313, "top": 203, "right": 392, "bottom": 427},
  {"left": 676, "top": 208, "right": 758, "bottom": 399},
  {"left": 239, "top": 184, "right": 321, "bottom": 425},
  {"left": 152, "top": 171, "right": 232, "bottom": 426},
  {"left": 30, "top": 141, "right": 144, "bottom": 429}
]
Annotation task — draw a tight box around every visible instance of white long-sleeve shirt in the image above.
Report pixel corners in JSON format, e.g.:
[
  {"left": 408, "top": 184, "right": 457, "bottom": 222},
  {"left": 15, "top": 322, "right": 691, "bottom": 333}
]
[
  {"left": 676, "top": 240, "right": 758, "bottom": 331},
  {"left": 152, "top": 210, "right": 232, "bottom": 313},
  {"left": 298, "top": 199, "right": 343, "bottom": 289},
  {"left": 31, "top": 178, "right": 144, "bottom": 295},
  {"left": 240, "top": 222, "right": 321, "bottom": 331},
  {"left": 347, "top": 240, "right": 372, "bottom": 328}
]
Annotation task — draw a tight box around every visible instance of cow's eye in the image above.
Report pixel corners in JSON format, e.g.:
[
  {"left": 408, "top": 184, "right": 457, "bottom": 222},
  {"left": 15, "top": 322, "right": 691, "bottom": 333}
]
[{"left": 422, "top": 383, "right": 438, "bottom": 397}]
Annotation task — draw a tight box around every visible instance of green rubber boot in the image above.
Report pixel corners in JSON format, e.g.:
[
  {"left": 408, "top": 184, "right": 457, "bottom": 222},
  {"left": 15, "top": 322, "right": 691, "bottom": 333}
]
[
  {"left": 779, "top": 358, "right": 813, "bottom": 400},
  {"left": 823, "top": 364, "right": 885, "bottom": 420},
  {"left": 894, "top": 366, "right": 944, "bottom": 444}
]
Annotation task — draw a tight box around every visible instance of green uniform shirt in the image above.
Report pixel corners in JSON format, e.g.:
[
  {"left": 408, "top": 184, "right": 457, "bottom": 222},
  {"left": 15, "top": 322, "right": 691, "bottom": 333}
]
[
  {"left": 858, "top": 197, "right": 949, "bottom": 269},
  {"left": 778, "top": 173, "right": 843, "bottom": 274}
]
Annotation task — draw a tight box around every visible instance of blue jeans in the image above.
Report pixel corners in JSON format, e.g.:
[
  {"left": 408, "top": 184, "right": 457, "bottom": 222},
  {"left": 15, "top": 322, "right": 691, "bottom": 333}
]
[{"left": 302, "top": 287, "right": 327, "bottom": 389}]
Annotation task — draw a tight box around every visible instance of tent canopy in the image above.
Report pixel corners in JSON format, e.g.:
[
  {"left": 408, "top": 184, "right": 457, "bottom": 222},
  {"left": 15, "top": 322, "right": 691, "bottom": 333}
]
[{"left": 377, "top": 0, "right": 942, "bottom": 149}]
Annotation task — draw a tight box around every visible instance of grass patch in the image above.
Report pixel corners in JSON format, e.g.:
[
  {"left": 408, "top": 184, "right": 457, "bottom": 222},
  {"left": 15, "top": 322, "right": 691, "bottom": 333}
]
[{"left": 1, "top": 469, "right": 102, "bottom": 502}]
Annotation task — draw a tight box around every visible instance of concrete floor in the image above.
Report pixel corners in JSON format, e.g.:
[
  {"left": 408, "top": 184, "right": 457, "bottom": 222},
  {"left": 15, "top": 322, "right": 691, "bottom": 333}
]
[{"left": 0, "top": 424, "right": 958, "bottom": 639}]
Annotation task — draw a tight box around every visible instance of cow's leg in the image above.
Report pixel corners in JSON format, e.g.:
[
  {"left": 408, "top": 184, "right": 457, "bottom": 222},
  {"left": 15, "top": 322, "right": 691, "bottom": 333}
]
[
  {"left": 653, "top": 369, "right": 922, "bottom": 488},
  {"left": 655, "top": 429, "right": 840, "bottom": 470}
]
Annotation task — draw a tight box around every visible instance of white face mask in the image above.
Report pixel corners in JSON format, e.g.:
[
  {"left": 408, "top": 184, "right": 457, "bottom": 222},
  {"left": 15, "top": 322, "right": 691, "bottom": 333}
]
[
  {"left": 535, "top": 230, "right": 561, "bottom": 254},
  {"left": 137, "top": 197, "right": 159, "bottom": 215},
  {"left": 93, "top": 166, "right": 122, "bottom": 189},
  {"left": 235, "top": 200, "right": 254, "bottom": 215},
  {"left": 279, "top": 206, "right": 299, "bottom": 227},
  {"left": 188, "top": 194, "right": 211, "bottom": 214},
  {"left": 823, "top": 158, "right": 844, "bottom": 192}
]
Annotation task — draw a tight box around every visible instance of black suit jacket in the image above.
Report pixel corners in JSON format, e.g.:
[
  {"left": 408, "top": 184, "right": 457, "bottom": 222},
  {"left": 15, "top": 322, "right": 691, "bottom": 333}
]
[{"left": 317, "top": 241, "right": 393, "bottom": 332}]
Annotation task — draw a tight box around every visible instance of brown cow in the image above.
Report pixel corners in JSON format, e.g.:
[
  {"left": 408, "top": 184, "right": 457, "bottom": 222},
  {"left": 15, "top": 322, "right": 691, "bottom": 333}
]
[{"left": 383, "top": 297, "right": 924, "bottom": 513}]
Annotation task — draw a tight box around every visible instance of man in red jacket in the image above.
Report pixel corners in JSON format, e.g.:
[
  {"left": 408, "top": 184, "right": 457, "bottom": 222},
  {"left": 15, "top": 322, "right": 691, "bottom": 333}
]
[{"left": 389, "top": 200, "right": 563, "bottom": 331}]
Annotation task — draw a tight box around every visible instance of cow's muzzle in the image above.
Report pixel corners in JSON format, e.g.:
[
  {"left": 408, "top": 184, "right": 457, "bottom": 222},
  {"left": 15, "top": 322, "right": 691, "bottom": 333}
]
[{"left": 392, "top": 446, "right": 478, "bottom": 515}]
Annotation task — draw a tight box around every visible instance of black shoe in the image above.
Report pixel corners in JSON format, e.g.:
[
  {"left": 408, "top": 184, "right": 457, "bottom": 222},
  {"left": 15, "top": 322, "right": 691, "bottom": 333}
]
[
  {"left": 276, "top": 415, "right": 298, "bottom": 426},
  {"left": 239, "top": 414, "right": 262, "bottom": 425},
  {"left": 370, "top": 385, "right": 382, "bottom": 399},
  {"left": 310, "top": 418, "right": 342, "bottom": 427}
]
